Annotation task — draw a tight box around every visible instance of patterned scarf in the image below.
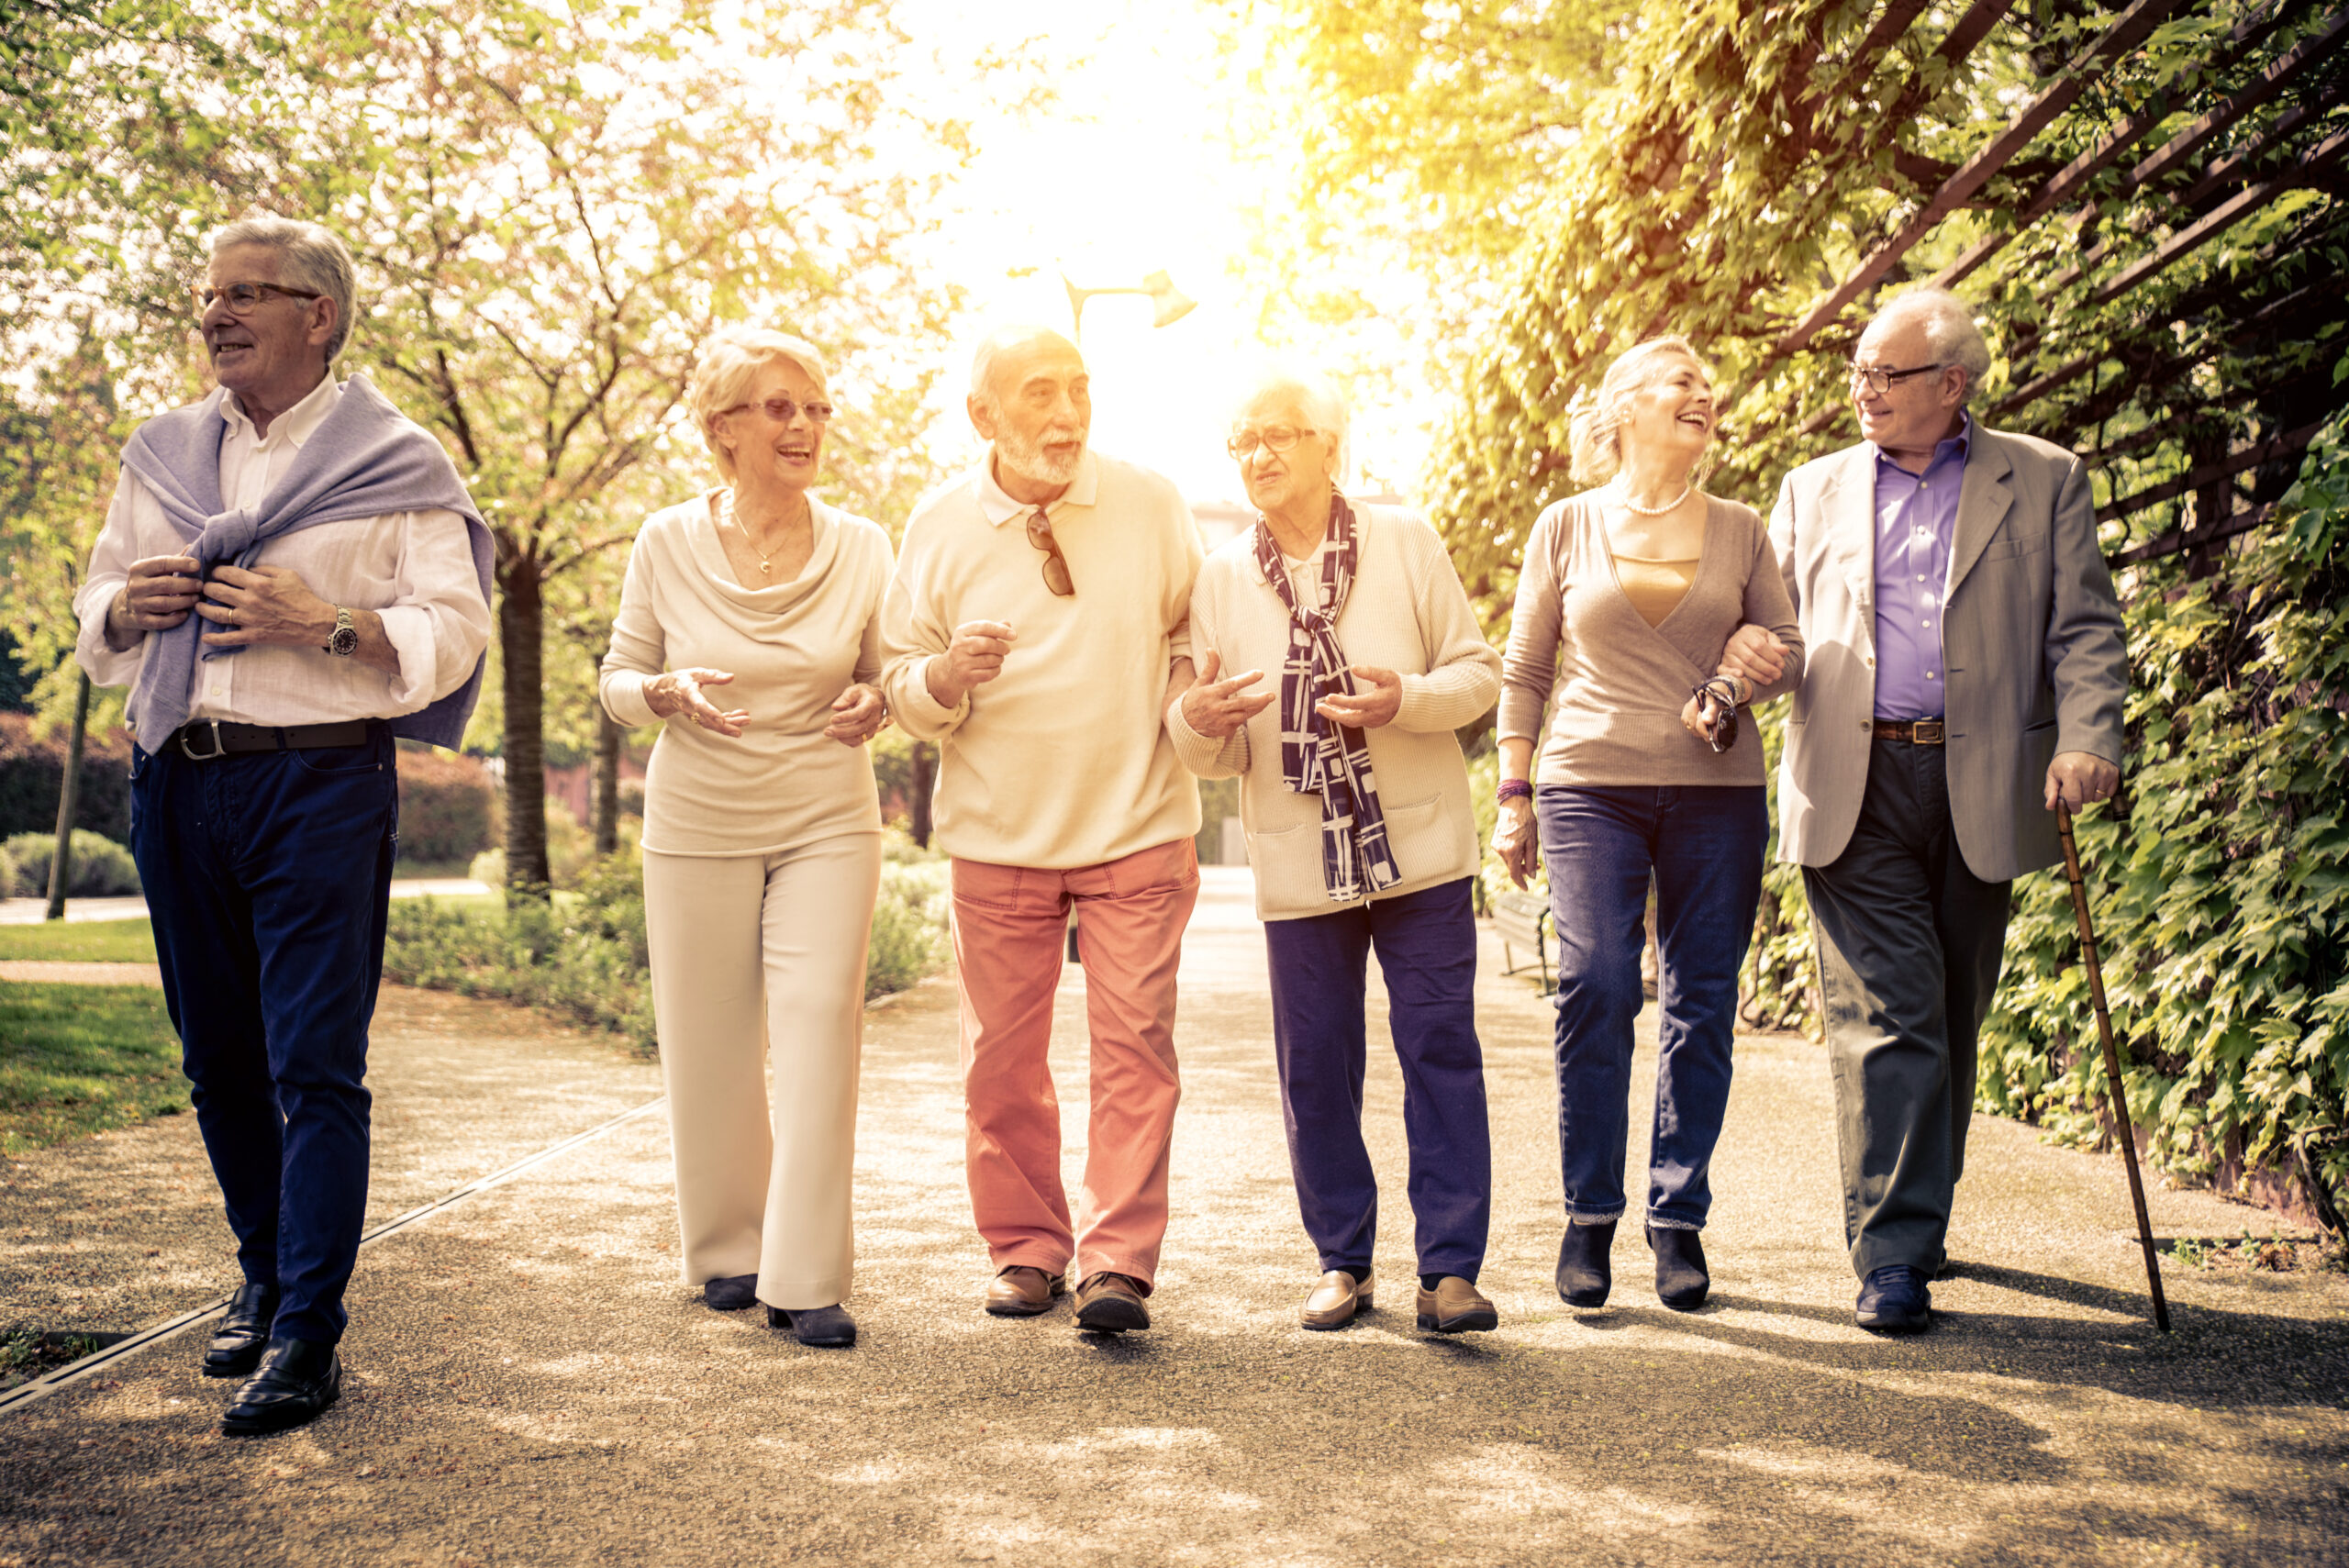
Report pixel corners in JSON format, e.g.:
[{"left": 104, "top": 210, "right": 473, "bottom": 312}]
[{"left": 1253, "top": 492, "right": 1401, "bottom": 904}]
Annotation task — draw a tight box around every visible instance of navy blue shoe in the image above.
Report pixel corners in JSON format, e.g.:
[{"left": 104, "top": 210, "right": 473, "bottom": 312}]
[{"left": 1855, "top": 1265, "right": 1932, "bottom": 1333}]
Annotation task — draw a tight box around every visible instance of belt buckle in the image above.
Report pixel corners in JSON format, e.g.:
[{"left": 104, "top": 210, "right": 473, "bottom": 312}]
[
  {"left": 1913, "top": 718, "right": 1945, "bottom": 745},
  {"left": 179, "top": 719, "right": 226, "bottom": 761}
]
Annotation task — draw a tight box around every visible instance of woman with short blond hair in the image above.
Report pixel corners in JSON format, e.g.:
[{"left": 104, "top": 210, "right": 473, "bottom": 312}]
[
  {"left": 600, "top": 326, "right": 891, "bottom": 1347},
  {"left": 1493, "top": 336, "right": 1805, "bottom": 1314}
]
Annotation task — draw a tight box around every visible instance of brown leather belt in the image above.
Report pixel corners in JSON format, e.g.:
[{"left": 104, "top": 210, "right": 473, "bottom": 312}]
[
  {"left": 1872, "top": 718, "right": 1945, "bottom": 745},
  {"left": 168, "top": 719, "right": 376, "bottom": 761}
]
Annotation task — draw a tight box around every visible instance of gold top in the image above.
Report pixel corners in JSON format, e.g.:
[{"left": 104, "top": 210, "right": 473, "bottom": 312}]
[{"left": 1612, "top": 554, "right": 1698, "bottom": 628}]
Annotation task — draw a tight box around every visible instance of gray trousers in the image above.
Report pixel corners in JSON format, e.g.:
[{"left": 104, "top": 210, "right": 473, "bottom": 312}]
[{"left": 1803, "top": 739, "right": 2013, "bottom": 1280}]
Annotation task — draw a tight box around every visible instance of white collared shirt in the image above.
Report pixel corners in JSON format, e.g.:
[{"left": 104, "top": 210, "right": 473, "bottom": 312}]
[{"left": 73, "top": 374, "right": 493, "bottom": 735}]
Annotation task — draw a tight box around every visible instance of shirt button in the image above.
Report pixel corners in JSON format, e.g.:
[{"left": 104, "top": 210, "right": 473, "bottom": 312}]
[
  {"left": 1921, "top": 619, "right": 1932, "bottom": 628},
  {"left": 1926, "top": 672, "right": 1938, "bottom": 680}
]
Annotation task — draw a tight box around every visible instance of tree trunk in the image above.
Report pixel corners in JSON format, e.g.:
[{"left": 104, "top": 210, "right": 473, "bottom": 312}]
[
  {"left": 500, "top": 563, "right": 551, "bottom": 895},
  {"left": 908, "top": 740, "right": 934, "bottom": 849},
  {"left": 592, "top": 698, "right": 620, "bottom": 859},
  {"left": 44, "top": 672, "right": 90, "bottom": 920}
]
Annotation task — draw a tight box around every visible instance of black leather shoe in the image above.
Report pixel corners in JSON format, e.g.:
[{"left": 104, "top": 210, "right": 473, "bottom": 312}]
[
  {"left": 1856, "top": 1265, "right": 1932, "bottom": 1333},
  {"left": 221, "top": 1338, "right": 341, "bottom": 1437},
  {"left": 703, "top": 1273, "right": 759, "bottom": 1311},
  {"left": 1647, "top": 1224, "right": 1709, "bottom": 1311},
  {"left": 203, "top": 1282, "right": 279, "bottom": 1378},
  {"left": 1555, "top": 1219, "right": 1616, "bottom": 1307},
  {"left": 766, "top": 1303, "right": 856, "bottom": 1347}
]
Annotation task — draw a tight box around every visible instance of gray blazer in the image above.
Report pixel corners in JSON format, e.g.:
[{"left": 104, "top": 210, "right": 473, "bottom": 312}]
[{"left": 1769, "top": 422, "right": 2127, "bottom": 883}]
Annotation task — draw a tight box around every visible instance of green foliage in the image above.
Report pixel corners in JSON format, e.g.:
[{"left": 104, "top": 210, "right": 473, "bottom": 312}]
[
  {"left": 2, "top": 829, "right": 140, "bottom": 899},
  {"left": 0, "top": 918, "right": 158, "bottom": 965},
  {"left": 0, "top": 980, "right": 187, "bottom": 1154},
  {"left": 0, "top": 714, "right": 132, "bottom": 846},
  {"left": 394, "top": 749, "right": 495, "bottom": 865},
  {"left": 867, "top": 859, "right": 951, "bottom": 1002},
  {"left": 1980, "top": 421, "right": 2349, "bottom": 1228}
]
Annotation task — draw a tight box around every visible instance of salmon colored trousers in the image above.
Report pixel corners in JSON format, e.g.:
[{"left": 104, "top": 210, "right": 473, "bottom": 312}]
[{"left": 950, "top": 838, "right": 1198, "bottom": 1290}]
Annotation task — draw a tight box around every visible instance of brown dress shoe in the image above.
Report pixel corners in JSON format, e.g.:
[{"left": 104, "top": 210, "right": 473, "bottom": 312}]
[
  {"left": 1073, "top": 1272, "right": 1151, "bottom": 1333},
  {"left": 1300, "top": 1268, "right": 1375, "bottom": 1330},
  {"left": 985, "top": 1265, "right": 1066, "bottom": 1317},
  {"left": 1416, "top": 1275, "right": 1498, "bottom": 1334}
]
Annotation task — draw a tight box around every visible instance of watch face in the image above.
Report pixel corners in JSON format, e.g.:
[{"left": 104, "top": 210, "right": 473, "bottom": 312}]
[{"left": 328, "top": 622, "right": 360, "bottom": 656}]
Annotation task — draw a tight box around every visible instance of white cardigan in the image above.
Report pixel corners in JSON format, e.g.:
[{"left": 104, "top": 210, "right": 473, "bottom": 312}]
[{"left": 1167, "top": 502, "right": 1501, "bottom": 921}]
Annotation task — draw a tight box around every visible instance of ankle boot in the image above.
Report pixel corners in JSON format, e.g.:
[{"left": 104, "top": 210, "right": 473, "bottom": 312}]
[
  {"left": 1647, "top": 1224, "right": 1709, "bottom": 1311},
  {"left": 1555, "top": 1219, "right": 1616, "bottom": 1307}
]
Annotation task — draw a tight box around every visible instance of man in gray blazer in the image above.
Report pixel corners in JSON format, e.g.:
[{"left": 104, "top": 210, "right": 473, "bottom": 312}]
[{"left": 1735, "top": 287, "right": 2126, "bottom": 1332}]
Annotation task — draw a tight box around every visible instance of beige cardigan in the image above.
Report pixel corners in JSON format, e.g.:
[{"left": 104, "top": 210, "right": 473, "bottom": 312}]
[
  {"left": 1499, "top": 493, "right": 1804, "bottom": 787},
  {"left": 1169, "top": 503, "right": 1501, "bottom": 921},
  {"left": 600, "top": 490, "right": 890, "bottom": 857}
]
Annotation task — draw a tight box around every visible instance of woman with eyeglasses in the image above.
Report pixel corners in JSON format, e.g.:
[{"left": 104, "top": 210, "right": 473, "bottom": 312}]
[
  {"left": 598, "top": 327, "right": 891, "bottom": 1348},
  {"left": 1492, "top": 335, "right": 1805, "bottom": 1313},
  {"left": 1168, "top": 366, "right": 1503, "bottom": 1335}
]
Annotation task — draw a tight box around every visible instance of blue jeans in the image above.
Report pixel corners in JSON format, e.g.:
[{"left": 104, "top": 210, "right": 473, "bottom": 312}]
[
  {"left": 1263, "top": 877, "right": 1491, "bottom": 1282},
  {"left": 129, "top": 726, "right": 397, "bottom": 1345},
  {"left": 1537, "top": 785, "right": 1767, "bottom": 1231}
]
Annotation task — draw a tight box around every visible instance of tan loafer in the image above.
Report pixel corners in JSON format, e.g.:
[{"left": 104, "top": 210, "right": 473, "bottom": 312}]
[
  {"left": 1416, "top": 1274, "right": 1498, "bottom": 1334},
  {"left": 985, "top": 1265, "right": 1066, "bottom": 1318},
  {"left": 1073, "top": 1272, "right": 1151, "bottom": 1333},
  {"left": 1300, "top": 1268, "right": 1375, "bottom": 1330}
]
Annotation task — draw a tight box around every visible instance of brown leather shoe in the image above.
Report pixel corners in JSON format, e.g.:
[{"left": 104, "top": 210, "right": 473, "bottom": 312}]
[
  {"left": 1073, "top": 1272, "right": 1151, "bottom": 1333},
  {"left": 1415, "top": 1275, "right": 1498, "bottom": 1334},
  {"left": 985, "top": 1265, "right": 1066, "bottom": 1317},
  {"left": 1300, "top": 1268, "right": 1375, "bottom": 1330}
]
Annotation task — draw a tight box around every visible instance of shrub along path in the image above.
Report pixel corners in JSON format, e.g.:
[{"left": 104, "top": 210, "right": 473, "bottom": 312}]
[{"left": 0, "top": 870, "right": 2344, "bottom": 1565}]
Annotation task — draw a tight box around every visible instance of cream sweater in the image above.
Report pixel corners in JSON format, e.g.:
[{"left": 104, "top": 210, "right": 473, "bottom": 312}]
[
  {"left": 1168, "top": 503, "right": 1502, "bottom": 922},
  {"left": 879, "top": 450, "right": 1204, "bottom": 870},
  {"left": 600, "top": 490, "right": 890, "bottom": 857},
  {"left": 1498, "top": 492, "right": 1805, "bottom": 787}
]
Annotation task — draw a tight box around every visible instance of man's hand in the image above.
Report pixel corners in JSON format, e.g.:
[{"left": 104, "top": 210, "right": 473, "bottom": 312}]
[
  {"left": 106, "top": 554, "right": 204, "bottom": 650},
  {"left": 1315, "top": 664, "right": 1403, "bottom": 729},
  {"left": 2045, "top": 751, "right": 2120, "bottom": 811},
  {"left": 1179, "top": 650, "right": 1274, "bottom": 740},
  {"left": 926, "top": 619, "right": 1016, "bottom": 710},
  {"left": 824, "top": 682, "right": 886, "bottom": 746},
  {"left": 1493, "top": 795, "right": 1539, "bottom": 889},
  {"left": 1718, "top": 624, "right": 1788, "bottom": 689},
  {"left": 646, "top": 667, "right": 749, "bottom": 738},
  {"left": 196, "top": 563, "right": 337, "bottom": 650}
]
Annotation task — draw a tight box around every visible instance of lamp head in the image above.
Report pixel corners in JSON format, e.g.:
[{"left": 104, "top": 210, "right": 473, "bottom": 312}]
[{"left": 1142, "top": 270, "right": 1196, "bottom": 328}]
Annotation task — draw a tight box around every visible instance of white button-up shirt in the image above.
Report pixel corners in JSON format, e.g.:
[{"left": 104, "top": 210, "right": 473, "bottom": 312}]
[{"left": 73, "top": 374, "right": 493, "bottom": 732}]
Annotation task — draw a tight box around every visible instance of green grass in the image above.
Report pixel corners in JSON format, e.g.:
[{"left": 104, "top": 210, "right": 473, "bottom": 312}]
[
  {"left": 0, "top": 918, "right": 159, "bottom": 964},
  {"left": 0, "top": 981, "right": 185, "bottom": 1153}
]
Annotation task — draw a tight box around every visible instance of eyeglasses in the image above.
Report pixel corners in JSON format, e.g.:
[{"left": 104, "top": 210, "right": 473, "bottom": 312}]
[
  {"left": 1847, "top": 362, "right": 1943, "bottom": 396},
  {"left": 1227, "top": 424, "right": 1317, "bottom": 460},
  {"left": 190, "top": 282, "right": 324, "bottom": 317},
  {"left": 1026, "top": 508, "right": 1074, "bottom": 596},
  {"left": 724, "top": 396, "right": 837, "bottom": 425}
]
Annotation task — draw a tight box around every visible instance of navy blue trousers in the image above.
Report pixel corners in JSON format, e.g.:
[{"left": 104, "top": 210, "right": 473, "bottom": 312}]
[
  {"left": 129, "top": 725, "right": 396, "bottom": 1345},
  {"left": 1538, "top": 785, "right": 1767, "bottom": 1231},
  {"left": 1263, "top": 876, "right": 1492, "bottom": 1283}
]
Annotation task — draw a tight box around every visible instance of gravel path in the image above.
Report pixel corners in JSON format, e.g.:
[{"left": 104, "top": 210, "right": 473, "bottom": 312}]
[
  {"left": 0, "top": 962, "right": 161, "bottom": 985},
  {"left": 1, "top": 867, "right": 2343, "bottom": 1566}
]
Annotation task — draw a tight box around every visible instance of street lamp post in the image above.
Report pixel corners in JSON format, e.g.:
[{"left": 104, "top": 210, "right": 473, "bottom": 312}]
[{"left": 1062, "top": 269, "right": 1196, "bottom": 344}]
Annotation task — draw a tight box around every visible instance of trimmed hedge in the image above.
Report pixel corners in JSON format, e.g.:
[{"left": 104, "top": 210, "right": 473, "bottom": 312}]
[
  {"left": 1, "top": 829, "right": 140, "bottom": 898},
  {"left": 0, "top": 714, "right": 130, "bottom": 845},
  {"left": 395, "top": 748, "right": 495, "bottom": 865}
]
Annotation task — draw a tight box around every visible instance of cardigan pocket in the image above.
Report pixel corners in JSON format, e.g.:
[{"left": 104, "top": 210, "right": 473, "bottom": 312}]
[{"left": 1382, "top": 791, "right": 1471, "bottom": 886}]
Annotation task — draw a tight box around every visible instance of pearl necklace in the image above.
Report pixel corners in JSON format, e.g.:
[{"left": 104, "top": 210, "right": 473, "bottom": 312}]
[{"left": 1618, "top": 481, "right": 1693, "bottom": 517}]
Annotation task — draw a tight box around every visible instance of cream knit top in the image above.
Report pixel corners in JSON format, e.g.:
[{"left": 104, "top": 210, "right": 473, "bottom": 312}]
[
  {"left": 1499, "top": 493, "right": 1805, "bottom": 787},
  {"left": 1169, "top": 503, "right": 1502, "bottom": 922},
  {"left": 599, "top": 490, "right": 891, "bottom": 857}
]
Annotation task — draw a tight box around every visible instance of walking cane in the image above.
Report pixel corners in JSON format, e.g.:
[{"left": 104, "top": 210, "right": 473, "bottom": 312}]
[{"left": 2054, "top": 800, "right": 2172, "bottom": 1333}]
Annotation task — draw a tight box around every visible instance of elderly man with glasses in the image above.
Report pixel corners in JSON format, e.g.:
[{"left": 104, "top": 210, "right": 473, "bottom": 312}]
[
  {"left": 880, "top": 325, "right": 1205, "bottom": 1333},
  {"left": 73, "top": 216, "right": 492, "bottom": 1431},
  {"left": 1728, "top": 286, "right": 2126, "bottom": 1333}
]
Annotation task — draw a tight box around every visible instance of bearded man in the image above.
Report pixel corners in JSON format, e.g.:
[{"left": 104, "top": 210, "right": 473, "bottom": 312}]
[{"left": 881, "top": 325, "right": 1204, "bottom": 1333}]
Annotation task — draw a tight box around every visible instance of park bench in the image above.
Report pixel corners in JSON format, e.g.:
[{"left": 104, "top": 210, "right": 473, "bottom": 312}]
[{"left": 1492, "top": 889, "right": 1554, "bottom": 995}]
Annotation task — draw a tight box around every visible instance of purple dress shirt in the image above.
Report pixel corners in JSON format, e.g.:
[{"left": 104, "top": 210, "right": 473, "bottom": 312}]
[{"left": 1871, "top": 414, "right": 1971, "bottom": 721}]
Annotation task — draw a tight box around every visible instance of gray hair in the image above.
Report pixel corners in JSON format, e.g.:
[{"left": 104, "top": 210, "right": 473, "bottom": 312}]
[
  {"left": 969, "top": 324, "right": 1080, "bottom": 415},
  {"left": 210, "top": 216, "right": 358, "bottom": 362},
  {"left": 1566, "top": 336, "right": 1712, "bottom": 485},
  {"left": 1233, "top": 363, "right": 1351, "bottom": 475},
  {"left": 687, "top": 327, "right": 830, "bottom": 482},
  {"left": 1865, "top": 287, "right": 1994, "bottom": 398}
]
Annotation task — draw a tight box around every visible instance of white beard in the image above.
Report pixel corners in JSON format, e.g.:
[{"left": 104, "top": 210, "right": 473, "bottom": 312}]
[{"left": 995, "top": 424, "right": 1086, "bottom": 488}]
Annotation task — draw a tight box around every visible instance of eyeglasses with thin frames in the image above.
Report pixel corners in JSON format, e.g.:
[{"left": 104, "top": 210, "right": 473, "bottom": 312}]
[
  {"left": 1227, "top": 424, "right": 1317, "bottom": 460},
  {"left": 190, "top": 282, "right": 324, "bottom": 317},
  {"left": 724, "top": 396, "right": 836, "bottom": 425},
  {"left": 1847, "top": 362, "right": 1944, "bottom": 396},
  {"left": 1026, "top": 508, "right": 1074, "bottom": 596}
]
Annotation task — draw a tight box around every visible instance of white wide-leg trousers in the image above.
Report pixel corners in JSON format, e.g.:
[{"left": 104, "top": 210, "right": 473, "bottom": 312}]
[{"left": 641, "top": 834, "right": 880, "bottom": 1309}]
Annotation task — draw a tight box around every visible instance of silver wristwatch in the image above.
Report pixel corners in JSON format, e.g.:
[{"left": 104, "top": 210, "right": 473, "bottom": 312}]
[{"left": 324, "top": 606, "right": 359, "bottom": 658}]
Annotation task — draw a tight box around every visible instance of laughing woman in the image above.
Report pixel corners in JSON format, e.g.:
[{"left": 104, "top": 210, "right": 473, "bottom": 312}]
[
  {"left": 1492, "top": 336, "right": 1805, "bottom": 1313},
  {"left": 599, "top": 327, "right": 891, "bottom": 1348}
]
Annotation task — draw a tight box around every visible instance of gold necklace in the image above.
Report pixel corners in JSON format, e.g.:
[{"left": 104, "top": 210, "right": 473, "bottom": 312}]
[{"left": 722, "top": 490, "right": 806, "bottom": 576}]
